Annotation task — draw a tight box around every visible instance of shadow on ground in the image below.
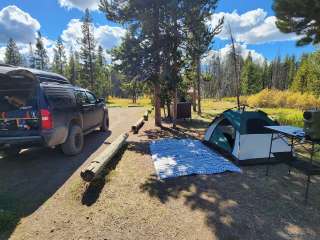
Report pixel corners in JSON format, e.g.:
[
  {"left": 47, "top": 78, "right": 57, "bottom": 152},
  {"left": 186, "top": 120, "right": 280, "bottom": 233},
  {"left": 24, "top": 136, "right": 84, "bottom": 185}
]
[
  {"left": 0, "top": 130, "right": 111, "bottom": 239},
  {"left": 140, "top": 168, "right": 320, "bottom": 239},
  {"left": 135, "top": 126, "right": 320, "bottom": 240}
]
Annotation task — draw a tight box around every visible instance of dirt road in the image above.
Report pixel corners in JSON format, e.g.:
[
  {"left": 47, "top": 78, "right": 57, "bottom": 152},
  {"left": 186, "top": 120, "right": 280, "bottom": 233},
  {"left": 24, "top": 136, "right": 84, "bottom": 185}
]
[{"left": 0, "top": 107, "right": 145, "bottom": 240}]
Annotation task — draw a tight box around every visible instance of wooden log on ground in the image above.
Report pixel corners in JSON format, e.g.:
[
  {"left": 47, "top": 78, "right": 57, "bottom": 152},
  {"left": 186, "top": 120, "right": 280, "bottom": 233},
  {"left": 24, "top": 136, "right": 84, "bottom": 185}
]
[
  {"left": 143, "top": 111, "right": 149, "bottom": 121},
  {"left": 131, "top": 118, "right": 144, "bottom": 134},
  {"left": 80, "top": 133, "right": 129, "bottom": 182}
]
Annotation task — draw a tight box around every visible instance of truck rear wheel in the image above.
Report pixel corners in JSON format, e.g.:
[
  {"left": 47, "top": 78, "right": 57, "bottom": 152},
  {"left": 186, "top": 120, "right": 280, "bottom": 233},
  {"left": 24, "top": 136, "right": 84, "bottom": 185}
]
[{"left": 61, "top": 125, "right": 84, "bottom": 156}]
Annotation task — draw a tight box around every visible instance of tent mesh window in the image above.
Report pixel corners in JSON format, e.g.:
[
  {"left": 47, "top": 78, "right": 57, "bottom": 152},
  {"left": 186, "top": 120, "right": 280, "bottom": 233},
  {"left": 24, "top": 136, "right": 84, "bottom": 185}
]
[{"left": 209, "top": 118, "right": 236, "bottom": 152}]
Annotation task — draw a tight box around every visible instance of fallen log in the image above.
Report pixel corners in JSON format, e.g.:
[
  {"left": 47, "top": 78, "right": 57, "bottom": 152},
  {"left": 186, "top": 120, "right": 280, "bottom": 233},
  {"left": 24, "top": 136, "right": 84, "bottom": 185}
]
[
  {"left": 131, "top": 118, "right": 144, "bottom": 134},
  {"left": 80, "top": 133, "right": 129, "bottom": 182},
  {"left": 143, "top": 111, "right": 149, "bottom": 121}
]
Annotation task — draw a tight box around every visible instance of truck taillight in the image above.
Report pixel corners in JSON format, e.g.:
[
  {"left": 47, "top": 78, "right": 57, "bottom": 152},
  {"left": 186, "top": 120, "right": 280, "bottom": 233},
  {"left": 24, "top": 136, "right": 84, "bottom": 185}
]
[{"left": 40, "top": 109, "right": 53, "bottom": 129}]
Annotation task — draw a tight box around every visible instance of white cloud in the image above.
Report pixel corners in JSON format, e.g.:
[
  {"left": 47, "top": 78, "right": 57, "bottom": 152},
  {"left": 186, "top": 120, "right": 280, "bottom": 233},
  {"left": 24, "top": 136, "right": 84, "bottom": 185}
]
[
  {"left": 238, "top": 16, "right": 298, "bottom": 44},
  {"left": 0, "top": 5, "right": 40, "bottom": 44},
  {"left": 58, "top": 0, "right": 100, "bottom": 11},
  {"left": 0, "top": 47, "right": 6, "bottom": 63},
  {"left": 210, "top": 8, "right": 297, "bottom": 44},
  {"left": 96, "top": 25, "right": 126, "bottom": 49},
  {"left": 0, "top": 15, "right": 125, "bottom": 65},
  {"left": 61, "top": 18, "right": 126, "bottom": 52},
  {"left": 204, "top": 43, "right": 266, "bottom": 66}
]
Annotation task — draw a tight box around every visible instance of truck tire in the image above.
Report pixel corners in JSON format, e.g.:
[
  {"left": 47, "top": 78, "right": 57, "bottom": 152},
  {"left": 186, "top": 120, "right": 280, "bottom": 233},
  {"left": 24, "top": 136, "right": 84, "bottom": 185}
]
[
  {"left": 0, "top": 147, "right": 21, "bottom": 158},
  {"left": 61, "top": 125, "right": 84, "bottom": 156},
  {"left": 100, "top": 114, "right": 109, "bottom": 132}
]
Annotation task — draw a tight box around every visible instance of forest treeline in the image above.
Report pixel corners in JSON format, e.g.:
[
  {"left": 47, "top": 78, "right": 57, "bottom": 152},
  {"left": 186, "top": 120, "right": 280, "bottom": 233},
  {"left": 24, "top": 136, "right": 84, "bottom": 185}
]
[
  {"left": 3, "top": 0, "right": 320, "bottom": 126},
  {"left": 203, "top": 50, "right": 320, "bottom": 99}
]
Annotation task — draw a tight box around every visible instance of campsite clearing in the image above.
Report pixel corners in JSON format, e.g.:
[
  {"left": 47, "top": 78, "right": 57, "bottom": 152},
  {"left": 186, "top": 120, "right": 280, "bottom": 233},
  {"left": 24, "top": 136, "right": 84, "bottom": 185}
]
[{"left": 3, "top": 116, "right": 320, "bottom": 240}]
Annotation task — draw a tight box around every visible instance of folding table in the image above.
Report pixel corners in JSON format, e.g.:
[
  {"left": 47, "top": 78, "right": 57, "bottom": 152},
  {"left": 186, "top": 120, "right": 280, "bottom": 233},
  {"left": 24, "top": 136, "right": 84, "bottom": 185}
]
[{"left": 265, "top": 126, "right": 320, "bottom": 203}]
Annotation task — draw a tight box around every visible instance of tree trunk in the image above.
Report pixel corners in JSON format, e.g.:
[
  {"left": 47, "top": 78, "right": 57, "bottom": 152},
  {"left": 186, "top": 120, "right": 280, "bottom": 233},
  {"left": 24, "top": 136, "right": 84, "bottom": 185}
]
[
  {"left": 152, "top": 2, "right": 161, "bottom": 127},
  {"left": 166, "top": 101, "right": 171, "bottom": 120},
  {"left": 192, "top": 80, "right": 197, "bottom": 112},
  {"left": 154, "top": 83, "right": 162, "bottom": 127},
  {"left": 172, "top": 89, "right": 178, "bottom": 129},
  {"left": 196, "top": 56, "right": 202, "bottom": 115}
]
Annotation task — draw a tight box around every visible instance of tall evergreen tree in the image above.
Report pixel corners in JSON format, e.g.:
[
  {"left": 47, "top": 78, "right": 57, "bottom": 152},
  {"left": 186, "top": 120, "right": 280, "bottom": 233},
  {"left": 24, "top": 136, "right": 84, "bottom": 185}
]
[
  {"left": 241, "top": 52, "right": 262, "bottom": 95},
  {"left": 184, "top": 0, "right": 223, "bottom": 114},
  {"left": 80, "top": 9, "right": 96, "bottom": 90},
  {"left": 4, "top": 38, "right": 22, "bottom": 66},
  {"left": 281, "top": 55, "right": 297, "bottom": 90},
  {"left": 100, "top": 0, "right": 165, "bottom": 126},
  {"left": 52, "top": 36, "right": 67, "bottom": 75},
  {"left": 261, "top": 59, "right": 271, "bottom": 89},
  {"left": 273, "top": 0, "right": 320, "bottom": 46},
  {"left": 96, "top": 45, "right": 105, "bottom": 67},
  {"left": 66, "top": 47, "right": 80, "bottom": 85},
  {"left": 292, "top": 51, "right": 320, "bottom": 96},
  {"left": 111, "top": 26, "right": 144, "bottom": 103},
  {"left": 28, "top": 42, "right": 36, "bottom": 68},
  {"left": 95, "top": 45, "right": 112, "bottom": 97},
  {"left": 271, "top": 56, "right": 282, "bottom": 89},
  {"left": 34, "top": 31, "right": 49, "bottom": 70}
]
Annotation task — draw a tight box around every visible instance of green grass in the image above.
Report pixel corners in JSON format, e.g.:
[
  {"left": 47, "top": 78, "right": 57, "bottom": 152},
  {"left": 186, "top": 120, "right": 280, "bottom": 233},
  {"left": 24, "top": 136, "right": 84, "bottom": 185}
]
[
  {"left": 107, "top": 97, "right": 152, "bottom": 108},
  {"left": 262, "top": 108, "right": 303, "bottom": 127},
  {"left": 201, "top": 99, "right": 304, "bottom": 127},
  {"left": 107, "top": 97, "right": 304, "bottom": 127}
]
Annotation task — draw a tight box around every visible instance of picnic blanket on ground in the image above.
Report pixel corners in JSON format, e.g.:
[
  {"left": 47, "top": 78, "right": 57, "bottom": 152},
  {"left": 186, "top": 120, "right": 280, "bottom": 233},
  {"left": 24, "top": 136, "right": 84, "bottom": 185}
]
[{"left": 150, "top": 139, "right": 241, "bottom": 180}]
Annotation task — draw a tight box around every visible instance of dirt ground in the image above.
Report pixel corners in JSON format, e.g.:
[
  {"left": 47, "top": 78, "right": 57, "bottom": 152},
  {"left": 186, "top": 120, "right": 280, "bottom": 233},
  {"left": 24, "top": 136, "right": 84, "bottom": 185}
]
[
  {"left": 1, "top": 114, "right": 320, "bottom": 240},
  {"left": 0, "top": 107, "right": 145, "bottom": 239}
]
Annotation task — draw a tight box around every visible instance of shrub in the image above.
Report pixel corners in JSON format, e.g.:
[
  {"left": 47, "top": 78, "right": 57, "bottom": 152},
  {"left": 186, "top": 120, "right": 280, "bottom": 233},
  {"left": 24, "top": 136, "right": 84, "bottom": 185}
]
[{"left": 246, "top": 89, "right": 320, "bottom": 110}]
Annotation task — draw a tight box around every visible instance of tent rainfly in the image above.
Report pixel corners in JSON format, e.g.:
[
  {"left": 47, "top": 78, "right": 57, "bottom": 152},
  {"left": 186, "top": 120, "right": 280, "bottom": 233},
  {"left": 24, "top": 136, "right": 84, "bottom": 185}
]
[{"left": 204, "top": 109, "right": 292, "bottom": 165}]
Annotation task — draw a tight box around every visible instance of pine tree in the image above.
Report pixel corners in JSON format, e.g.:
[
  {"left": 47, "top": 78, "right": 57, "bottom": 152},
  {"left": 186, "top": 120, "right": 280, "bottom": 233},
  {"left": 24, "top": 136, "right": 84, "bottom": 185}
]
[
  {"left": 273, "top": 0, "right": 320, "bottom": 46},
  {"left": 95, "top": 45, "right": 112, "bottom": 97},
  {"left": 184, "top": 0, "right": 223, "bottom": 114},
  {"left": 96, "top": 45, "right": 104, "bottom": 67},
  {"left": 66, "top": 47, "right": 78, "bottom": 85},
  {"left": 4, "top": 38, "right": 22, "bottom": 66},
  {"left": 52, "top": 36, "right": 67, "bottom": 75},
  {"left": 291, "top": 51, "right": 320, "bottom": 96},
  {"left": 261, "top": 59, "right": 271, "bottom": 89},
  {"left": 271, "top": 56, "right": 282, "bottom": 89},
  {"left": 100, "top": 0, "right": 164, "bottom": 126},
  {"left": 241, "top": 52, "right": 262, "bottom": 95},
  {"left": 28, "top": 42, "right": 36, "bottom": 68},
  {"left": 80, "top": 9, "right": 96, "bottom": 90},
  {"left": 111, "top": 27, "right": 144, "bottom": 102},
  {"left": 34, "top": 31, "right": 49, "bottom": 70}
]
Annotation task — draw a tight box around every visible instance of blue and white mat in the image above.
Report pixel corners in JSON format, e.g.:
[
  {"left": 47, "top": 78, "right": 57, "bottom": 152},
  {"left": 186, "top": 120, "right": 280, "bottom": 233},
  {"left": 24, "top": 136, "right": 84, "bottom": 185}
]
[{"left": 150, "top": 139, "right": 241, "bottom": 180}]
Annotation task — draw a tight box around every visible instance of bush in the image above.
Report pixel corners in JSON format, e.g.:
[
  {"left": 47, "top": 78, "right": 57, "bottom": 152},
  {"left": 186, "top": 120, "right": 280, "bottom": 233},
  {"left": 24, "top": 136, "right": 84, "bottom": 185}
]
[{"left": 246, "top": 89, "right": 320, "bottom": 110}]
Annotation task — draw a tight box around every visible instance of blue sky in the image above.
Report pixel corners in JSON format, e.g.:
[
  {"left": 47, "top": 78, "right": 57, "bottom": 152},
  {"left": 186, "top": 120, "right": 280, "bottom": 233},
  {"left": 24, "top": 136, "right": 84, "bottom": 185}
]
[{"left": 0, "top": 0, "right": 316, "bottom": 63}]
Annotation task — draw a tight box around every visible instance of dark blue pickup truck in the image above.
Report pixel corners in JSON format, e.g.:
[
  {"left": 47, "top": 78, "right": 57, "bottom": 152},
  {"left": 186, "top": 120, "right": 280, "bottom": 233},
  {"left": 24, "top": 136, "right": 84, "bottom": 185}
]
[{"left": 0, "top": 65, "right": 109, "bottom": 156}]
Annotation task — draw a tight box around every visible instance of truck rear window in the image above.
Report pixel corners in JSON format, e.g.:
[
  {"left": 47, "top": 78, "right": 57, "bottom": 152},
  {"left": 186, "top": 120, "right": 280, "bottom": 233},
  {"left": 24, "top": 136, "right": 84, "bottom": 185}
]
[{"left": 43, "top": 86, "right": 76, "bottom": 109}]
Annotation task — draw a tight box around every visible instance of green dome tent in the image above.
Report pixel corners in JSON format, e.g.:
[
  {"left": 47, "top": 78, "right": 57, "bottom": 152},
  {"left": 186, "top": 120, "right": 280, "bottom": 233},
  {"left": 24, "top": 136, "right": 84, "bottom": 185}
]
[{"left": 204, "top": 109, "right": 292, "bottom": 165}]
